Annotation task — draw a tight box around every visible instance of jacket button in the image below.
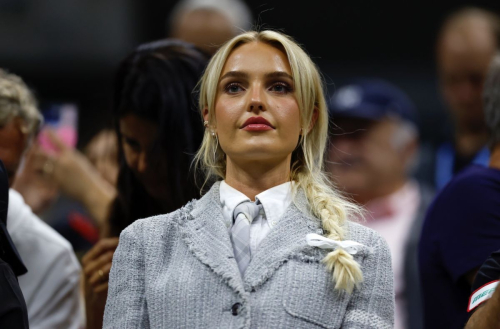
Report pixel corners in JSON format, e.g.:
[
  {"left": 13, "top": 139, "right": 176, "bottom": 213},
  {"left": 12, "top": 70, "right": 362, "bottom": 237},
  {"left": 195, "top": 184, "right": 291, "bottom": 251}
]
[{"left": 231, "top": 303, "right": 242, "bottom": 316}]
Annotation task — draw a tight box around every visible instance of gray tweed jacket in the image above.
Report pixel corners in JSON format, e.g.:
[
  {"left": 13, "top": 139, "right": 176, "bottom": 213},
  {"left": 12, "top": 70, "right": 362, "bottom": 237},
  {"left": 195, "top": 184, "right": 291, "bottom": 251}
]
[{"left": 103, "top": 182, "right": 394, "bottom": 329}]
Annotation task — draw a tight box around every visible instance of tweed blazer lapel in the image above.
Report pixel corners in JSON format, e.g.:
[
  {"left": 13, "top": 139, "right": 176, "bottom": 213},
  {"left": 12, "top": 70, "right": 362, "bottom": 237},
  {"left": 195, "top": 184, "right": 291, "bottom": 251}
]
[
  {"left": 244, "top": 189, "right": 324, "bottom": 290},
  {"left": 181, "top": 182, "right": 246, "bottom": 296}
]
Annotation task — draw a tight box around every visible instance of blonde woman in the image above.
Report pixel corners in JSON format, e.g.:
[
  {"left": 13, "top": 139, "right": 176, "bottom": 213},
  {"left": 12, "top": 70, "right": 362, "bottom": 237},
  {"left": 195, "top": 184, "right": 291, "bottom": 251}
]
[{"left": 103, "top": 30, "right": 394, "bottom": 329}]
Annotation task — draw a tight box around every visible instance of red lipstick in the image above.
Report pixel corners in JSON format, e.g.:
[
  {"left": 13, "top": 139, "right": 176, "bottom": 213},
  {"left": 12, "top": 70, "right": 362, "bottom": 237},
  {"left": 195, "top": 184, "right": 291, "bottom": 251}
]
[{"left": 241, "top": 116, "right": 275, "bottom": 131}]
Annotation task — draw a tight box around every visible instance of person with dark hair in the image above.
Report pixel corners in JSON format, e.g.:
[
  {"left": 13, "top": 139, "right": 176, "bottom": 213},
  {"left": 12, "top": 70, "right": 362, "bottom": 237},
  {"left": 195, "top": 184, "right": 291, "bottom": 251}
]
[
  {"left": 78, "top": 39, "right": 209, "bottom": 329},
  {"left": 0, "top": 159, "right": 29, "bottom": 329},
  {"left": 419, "top": 53, "right": 500, "bottom": 329},
  {"left": 428, "top": 7, "right": 500, "bottom": 189},
  {"left": 108, "top": 39, "right": 208, "bottom": 236}
]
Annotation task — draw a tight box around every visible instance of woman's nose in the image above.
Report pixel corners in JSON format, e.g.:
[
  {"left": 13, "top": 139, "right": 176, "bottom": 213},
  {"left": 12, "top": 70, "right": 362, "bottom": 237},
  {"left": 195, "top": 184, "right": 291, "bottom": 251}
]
[
  {"left": 136, "top": 152, "right": 148, "bottom": 174},
  {"left": 248, "top": 86, "right": 266, "bottom": 113}
]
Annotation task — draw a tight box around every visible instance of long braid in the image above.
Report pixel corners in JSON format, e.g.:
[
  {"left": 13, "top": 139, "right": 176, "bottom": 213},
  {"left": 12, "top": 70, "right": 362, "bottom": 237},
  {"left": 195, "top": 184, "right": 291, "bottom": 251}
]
[{"left": 296, "top": 170, "right": 363, "bottom": 293}]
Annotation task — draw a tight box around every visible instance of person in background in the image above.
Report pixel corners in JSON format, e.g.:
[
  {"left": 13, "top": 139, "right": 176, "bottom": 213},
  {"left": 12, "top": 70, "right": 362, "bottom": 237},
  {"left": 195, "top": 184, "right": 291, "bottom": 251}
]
[
  {"left": 431, "top": 7, "right": 500, "bottom": 189},
  {"left": 168, "top": 0, "right": 252, "bottom": 54},
  {"left": 38, "top": 129, "right": 118, "bottom": 257},
  {"left": 11, "top": 125, "right": 110, "bottom": 259},
  {"left": 419, "top": 53, "right": 500, "bottom": 329},
  {"left": 0, "top": 69, "right": 83, "bottom": 329},
  {"left": 84, "top": 129, "right": 119, "bottom": 187},
  {"left": 327, "top": 79, "right": 432, "bottom": 329},
  {"left": 0, "top": 160, "right": 29, "bottom": 329}
]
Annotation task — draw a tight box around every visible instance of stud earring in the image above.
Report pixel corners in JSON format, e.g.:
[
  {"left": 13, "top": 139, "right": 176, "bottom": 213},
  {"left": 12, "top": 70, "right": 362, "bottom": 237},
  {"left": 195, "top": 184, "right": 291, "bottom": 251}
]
[{"left": 204, "top": 120, "right": 209, "bottom": 128}]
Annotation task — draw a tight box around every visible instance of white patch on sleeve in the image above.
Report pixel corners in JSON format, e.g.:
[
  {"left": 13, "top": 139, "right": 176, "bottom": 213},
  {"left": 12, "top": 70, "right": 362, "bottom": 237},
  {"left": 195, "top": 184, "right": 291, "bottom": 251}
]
[{"left": 468, "top": 280, "right": 499, "bottom": 312}]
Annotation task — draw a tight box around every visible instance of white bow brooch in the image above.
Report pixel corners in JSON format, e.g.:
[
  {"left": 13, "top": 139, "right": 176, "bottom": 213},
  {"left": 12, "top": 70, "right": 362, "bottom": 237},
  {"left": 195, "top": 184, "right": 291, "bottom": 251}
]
[{"left": 306, "top": 233, "right": 367, "bottom": 255}]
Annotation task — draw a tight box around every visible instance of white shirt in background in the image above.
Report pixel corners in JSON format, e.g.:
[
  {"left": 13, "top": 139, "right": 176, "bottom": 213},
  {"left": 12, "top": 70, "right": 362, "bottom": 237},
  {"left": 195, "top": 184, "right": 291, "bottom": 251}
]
[
  {"left": 219, "top": 180, "right": 292, "bottom": 254},
  {"left": 362, "top": 180, "right": 421, "bottom": 329},
  {"left": 7, "top": 189, "right": 83, "bottom": 329}
]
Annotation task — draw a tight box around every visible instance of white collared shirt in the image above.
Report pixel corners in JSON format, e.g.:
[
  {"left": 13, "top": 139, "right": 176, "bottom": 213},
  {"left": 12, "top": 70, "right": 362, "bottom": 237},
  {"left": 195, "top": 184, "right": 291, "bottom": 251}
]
[{"left": 220, "top": 181, "right": 293, "bottom": 254}]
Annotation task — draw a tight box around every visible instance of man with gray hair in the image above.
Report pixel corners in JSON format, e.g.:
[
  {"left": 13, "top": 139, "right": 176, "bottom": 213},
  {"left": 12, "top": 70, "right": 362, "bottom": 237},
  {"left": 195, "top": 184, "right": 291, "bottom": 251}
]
[
  {"left": 419, "top": 53, "right": 500, "bottom": 329},
  {"left": 167, "top": 0, "right": 252, "bottom": 54},
  {"left": 0, "top": 69, "right": 83, "bottom": 329}
]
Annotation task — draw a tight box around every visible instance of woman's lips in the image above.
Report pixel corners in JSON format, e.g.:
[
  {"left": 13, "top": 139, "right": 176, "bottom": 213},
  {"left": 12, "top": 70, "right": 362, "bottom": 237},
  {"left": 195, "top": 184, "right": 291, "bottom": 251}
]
[
  {"left": 241, "top": 116, "right": 275, "bottom": 131},
  {"left": 242, "top": 124, "right": 274, "bottom": 131}
]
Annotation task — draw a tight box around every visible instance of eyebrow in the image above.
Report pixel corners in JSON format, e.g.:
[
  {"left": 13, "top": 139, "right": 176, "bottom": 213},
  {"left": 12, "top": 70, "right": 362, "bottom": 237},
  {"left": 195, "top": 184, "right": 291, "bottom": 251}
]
[
  {"left": 264, "top": 71, "right": 294, "bottom": 80},
  {"left": 219, "top": 70, "right": 294, "bottom": 81}
]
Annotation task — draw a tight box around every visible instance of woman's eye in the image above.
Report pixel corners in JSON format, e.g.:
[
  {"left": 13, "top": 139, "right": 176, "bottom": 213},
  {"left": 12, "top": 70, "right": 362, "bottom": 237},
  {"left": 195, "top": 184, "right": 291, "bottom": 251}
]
[
  {"left": 270, "top": 83, "right": 292, "bottom": 94},
  {"left": 225, "top": 83, "right": 244, "bottom": 94}
]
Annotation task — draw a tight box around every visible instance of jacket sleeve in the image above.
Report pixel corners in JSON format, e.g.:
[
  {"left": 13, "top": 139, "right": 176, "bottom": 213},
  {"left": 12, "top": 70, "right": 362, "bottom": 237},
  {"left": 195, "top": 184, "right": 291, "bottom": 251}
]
[
  {"left": 103, "top": 221, "right": 150, "bottom": 329},
  {"left": 341, "top": 233, "right": 395, "bottom": 329}
]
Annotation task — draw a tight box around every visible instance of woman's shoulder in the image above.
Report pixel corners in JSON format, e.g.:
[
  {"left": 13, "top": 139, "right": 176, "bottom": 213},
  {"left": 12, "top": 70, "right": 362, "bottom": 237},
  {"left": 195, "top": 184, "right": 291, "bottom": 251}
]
[
  {"left": 345, "top": 221, "right": 390, "bottom": 254},
  {"left": 120, "top": 199, "right": 198, "bottom": 239},
  {"left": 120, "top": 182, "right": 220, "bottom": 241},
  {"left": 344, "top": 221, "right": 393, "bottom": 284}
]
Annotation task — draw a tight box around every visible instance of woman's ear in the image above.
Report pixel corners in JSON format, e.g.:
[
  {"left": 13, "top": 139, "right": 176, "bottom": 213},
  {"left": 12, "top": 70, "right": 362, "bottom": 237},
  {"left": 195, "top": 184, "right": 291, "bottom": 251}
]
[
  {"left": 202, "top": 108, "right": 209, "bottom": 123},
  {"left": 307, "top": 106, "right": 320, "bottom": 133}
]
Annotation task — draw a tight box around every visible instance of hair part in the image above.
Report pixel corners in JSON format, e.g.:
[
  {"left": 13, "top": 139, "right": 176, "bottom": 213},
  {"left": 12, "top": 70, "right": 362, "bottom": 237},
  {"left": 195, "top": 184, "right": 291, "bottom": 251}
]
[
  {"left": 0, "top": 69, "right": 42, "bottom": 140},
  {"left": 483, "top": 53, "right": 500, "bottom": 150},
  {"left": 195, "top": 30, "right": 363, "bottom": 293}
]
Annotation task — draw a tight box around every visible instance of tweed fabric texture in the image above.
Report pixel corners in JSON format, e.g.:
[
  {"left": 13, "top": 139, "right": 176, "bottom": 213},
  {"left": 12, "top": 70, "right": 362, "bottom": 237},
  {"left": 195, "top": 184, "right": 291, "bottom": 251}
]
[{"left": 103, "top": 182, "right": 394, "bottom": 328}]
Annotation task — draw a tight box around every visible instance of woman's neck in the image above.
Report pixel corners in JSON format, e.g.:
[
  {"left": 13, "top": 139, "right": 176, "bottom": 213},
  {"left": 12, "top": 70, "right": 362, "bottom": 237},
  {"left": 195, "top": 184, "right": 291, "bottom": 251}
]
[{"left": 224, "top": 156, "right": 291, "bottom": 200}]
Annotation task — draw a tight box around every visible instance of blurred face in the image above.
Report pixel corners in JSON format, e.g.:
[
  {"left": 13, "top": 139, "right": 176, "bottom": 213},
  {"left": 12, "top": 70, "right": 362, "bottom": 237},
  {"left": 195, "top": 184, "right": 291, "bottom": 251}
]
[
  {"left": 438, "top": 22, "right": 496, "bottom": 132},
  {"left": 119, "top": 114, "right": 169, "bottom": 200},
  {"left": 327, "top": 118, "right": 411, "bottom": 201},
  {"left": 0, "top": 118, "right": 28, "bottom": 186},
  {"left": 172, "top": 9, "right": 234, "bottom": 55},
  {"left": 209, "top": 41, "right": 301, "bottom": 166},
  {"left": 85, "top": 130, "right": 119, "bottom": 186}
]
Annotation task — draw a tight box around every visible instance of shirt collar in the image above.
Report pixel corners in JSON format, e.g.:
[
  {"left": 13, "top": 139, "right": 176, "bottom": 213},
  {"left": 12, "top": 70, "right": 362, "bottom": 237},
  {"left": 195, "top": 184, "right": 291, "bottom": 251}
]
[{"left": 219, "top": 181, "right": 293, "bottom": 228}]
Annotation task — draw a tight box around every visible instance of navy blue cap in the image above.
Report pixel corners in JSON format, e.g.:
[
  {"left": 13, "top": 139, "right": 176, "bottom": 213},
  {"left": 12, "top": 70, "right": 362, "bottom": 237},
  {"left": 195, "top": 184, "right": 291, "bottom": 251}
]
[{"left": 328, "top": 79, "right": 419, "bottom": 127}]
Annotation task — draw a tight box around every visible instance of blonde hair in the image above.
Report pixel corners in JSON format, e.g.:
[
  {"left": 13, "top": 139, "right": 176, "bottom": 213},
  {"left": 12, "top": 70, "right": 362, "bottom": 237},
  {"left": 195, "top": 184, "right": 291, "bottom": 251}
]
[
  {"left": 195, "top": 30, "right": 363, "bottom": 293},
  {"left": 0, "top": 69, "right": 42, "bottom": 138}
]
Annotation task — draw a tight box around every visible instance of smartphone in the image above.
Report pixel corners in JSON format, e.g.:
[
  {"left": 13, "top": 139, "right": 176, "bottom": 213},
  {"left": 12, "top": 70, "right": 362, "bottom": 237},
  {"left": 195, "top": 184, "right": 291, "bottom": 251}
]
[{"left": 38, "top": 104, "right": 78, "bottom": 154}]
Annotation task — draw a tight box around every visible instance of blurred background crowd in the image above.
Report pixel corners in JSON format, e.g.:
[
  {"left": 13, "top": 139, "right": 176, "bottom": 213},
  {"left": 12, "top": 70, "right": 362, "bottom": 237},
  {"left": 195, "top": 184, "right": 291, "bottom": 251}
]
[{"left": 2, "top": 0, "right": 500, "bottom": 328}]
